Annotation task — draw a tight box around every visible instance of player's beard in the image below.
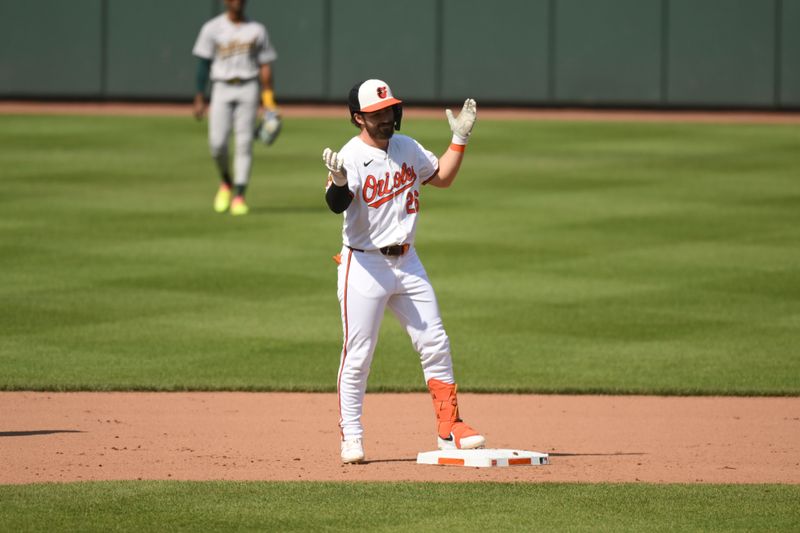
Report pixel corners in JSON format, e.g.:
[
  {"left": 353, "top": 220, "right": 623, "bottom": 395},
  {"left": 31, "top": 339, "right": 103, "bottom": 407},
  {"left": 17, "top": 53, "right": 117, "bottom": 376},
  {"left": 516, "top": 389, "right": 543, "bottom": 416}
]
[{"left": 366, "top": 120, "right": 394, "bottom": 142}]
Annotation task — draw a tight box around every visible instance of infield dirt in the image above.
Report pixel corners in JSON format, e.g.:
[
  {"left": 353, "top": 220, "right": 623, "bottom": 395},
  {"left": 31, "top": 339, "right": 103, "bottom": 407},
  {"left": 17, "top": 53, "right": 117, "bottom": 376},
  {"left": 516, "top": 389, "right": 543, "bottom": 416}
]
[{"left": 2, "top": 392, "right": 798, "bottom": 485}]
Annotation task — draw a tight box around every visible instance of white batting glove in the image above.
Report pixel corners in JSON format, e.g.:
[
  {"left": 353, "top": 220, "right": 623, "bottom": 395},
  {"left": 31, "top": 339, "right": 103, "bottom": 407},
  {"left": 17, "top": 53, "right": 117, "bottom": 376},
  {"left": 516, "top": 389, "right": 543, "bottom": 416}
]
[
  {"left": 322, "top": 148, "right": 347, "bottom": 186},
  {"left": 445, "top": 98, "right": 477, "bottom": 145}
]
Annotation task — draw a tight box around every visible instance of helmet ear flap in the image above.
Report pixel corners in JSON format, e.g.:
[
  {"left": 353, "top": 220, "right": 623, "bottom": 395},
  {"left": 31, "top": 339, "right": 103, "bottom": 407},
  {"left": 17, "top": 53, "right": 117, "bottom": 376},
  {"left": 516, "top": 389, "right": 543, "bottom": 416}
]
[
  {"left": 349, "top": 81, "right": 364, "bottom": 128},
  {"left": 393, "top": 104, "right": 403, "bottom": 131}
]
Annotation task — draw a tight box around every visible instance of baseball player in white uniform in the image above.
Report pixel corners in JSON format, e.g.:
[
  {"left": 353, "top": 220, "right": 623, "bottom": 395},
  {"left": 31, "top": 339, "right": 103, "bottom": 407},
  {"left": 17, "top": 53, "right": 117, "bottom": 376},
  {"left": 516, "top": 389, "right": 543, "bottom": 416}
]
[
  {"left": 192, "top": 0, "right": 278, "bottom": 216},
  {"left": 322, "top": 79, "right": 483, "bottom": 463}
]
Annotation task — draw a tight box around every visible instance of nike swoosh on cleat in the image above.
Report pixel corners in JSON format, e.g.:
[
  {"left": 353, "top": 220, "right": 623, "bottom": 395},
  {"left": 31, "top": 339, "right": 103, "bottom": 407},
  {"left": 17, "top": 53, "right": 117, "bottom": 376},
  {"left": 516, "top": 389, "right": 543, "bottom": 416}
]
[{"left": 363, "top": 159, "right": 374, "bottom": 167}]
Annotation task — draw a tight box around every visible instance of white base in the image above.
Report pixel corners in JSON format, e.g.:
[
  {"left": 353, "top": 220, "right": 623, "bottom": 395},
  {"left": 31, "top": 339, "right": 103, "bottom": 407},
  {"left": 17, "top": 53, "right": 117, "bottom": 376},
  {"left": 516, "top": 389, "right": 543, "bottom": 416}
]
[{"left": 416, "top": 448, "right": 549, "bottom": 468}]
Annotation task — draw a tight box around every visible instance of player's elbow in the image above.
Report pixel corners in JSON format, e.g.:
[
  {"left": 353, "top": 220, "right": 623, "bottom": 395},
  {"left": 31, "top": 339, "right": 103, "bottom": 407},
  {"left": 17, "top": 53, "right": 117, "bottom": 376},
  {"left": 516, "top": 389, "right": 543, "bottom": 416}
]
[
  {"left": 326, "top": 185, "right": 353, "bottom": 213},
  {"left": 434, "top": 167, "right": 460, "bottom": 188},
  {"left": 430, "top": 175, "right": 455, "bottom": 189},
  {"left": 328, "top": 202, "right": 348, "bottom": 214}
]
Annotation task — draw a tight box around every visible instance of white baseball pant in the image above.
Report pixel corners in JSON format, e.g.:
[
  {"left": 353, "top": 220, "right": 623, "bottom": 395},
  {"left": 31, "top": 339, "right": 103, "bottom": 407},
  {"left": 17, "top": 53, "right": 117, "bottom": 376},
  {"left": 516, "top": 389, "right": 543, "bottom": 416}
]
[
  {"left": 336, "top": 246, "right": 455, "bottom": 439},
  {"left": 208, "top": 79, "right": 259, "bottom": 186}
]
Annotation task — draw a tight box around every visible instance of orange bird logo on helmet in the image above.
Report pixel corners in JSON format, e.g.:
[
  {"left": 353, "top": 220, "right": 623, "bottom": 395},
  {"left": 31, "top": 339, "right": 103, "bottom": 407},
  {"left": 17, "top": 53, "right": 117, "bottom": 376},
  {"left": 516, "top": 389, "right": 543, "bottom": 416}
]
[{"left": 377, "top": 86, "right": 388, "bottom": 99}]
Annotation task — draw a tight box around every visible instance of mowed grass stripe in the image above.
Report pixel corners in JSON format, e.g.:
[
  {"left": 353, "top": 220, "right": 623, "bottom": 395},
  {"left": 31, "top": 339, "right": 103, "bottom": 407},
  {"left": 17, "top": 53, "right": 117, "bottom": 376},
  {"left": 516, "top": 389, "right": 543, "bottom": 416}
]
[
  {"left": 1, "top": 115, "right": 798, "bottom": 394},
  {"left": 1, "top": 481, "right": 798, "bottom": 533}
]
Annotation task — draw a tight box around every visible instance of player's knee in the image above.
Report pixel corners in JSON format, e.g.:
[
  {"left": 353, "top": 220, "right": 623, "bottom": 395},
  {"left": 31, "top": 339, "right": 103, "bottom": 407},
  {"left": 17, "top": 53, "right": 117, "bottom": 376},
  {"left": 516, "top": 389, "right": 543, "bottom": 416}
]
[
  {"left": 339, "top": 356, "right": 372, "bottom": 384},
  {"left": 339, "top": 368, "right": 369, "bottom": 386},
  {"left": 209, "top": 142, "right": 226, "bottom": 158}
]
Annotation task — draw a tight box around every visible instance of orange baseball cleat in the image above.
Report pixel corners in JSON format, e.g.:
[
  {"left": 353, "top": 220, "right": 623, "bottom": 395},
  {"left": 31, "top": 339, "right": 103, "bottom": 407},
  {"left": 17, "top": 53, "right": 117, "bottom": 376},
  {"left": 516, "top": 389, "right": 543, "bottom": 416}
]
[{"left": 427, "top": 378, "right": 486, "bottom": 450}]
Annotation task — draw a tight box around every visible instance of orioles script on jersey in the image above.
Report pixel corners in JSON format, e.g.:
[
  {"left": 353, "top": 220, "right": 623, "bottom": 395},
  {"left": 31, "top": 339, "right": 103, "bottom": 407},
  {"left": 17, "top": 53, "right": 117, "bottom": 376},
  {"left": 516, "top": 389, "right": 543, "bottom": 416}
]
[{"left": 363, "top": 163, "right": 417, "bottom": 208}]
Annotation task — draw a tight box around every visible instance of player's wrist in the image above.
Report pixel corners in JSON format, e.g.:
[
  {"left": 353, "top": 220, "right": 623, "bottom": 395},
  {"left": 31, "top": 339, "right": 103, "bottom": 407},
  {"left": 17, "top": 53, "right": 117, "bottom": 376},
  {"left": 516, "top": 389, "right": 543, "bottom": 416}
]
[
  {"left": 449, "top": 142, "right": 466, "bottom": 153},
  {"left": 451, "top": 133, "right": 468, "bottom": 146},
  {"left": 261, "top": 89, "right": 277, "bottom": 110},
  {"left": 330, "top": 172, "right": 348, "bottom": 187}
]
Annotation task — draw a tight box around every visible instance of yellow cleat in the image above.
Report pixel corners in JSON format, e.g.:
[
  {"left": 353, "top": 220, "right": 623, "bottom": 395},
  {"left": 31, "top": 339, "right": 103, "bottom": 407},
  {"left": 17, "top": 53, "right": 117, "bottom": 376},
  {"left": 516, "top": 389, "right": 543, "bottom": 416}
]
[
  {"left": 230, "top": 195, "right": 249, "bottom": 216},
  {"left": 214, "top": 185, "right": 232, "bottom": 213}
]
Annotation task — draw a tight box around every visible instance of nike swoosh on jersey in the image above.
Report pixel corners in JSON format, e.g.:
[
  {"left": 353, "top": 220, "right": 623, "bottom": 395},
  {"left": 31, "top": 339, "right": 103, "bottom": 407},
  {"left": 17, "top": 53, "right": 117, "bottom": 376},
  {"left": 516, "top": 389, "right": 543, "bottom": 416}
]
[{"left": 363, "top": 159, "right": 374, "bottom": 167}]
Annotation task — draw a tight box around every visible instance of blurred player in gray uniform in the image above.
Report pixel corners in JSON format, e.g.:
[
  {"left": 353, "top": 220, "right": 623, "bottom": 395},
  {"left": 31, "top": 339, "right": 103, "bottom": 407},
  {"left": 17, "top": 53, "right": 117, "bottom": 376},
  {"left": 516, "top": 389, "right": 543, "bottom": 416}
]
[{"left": 192, "top": 0, "right": 278, "bottom": 215}]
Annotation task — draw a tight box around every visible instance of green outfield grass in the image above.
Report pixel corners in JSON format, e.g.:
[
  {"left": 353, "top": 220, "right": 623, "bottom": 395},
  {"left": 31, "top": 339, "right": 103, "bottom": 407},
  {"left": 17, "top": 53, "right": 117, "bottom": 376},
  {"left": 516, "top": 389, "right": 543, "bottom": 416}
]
[
  {"left": 1, "top": 114, "right": 798, "bottom": 394},
  {"left": 2, "top": 481, "right": 798, "bottom": 532}
]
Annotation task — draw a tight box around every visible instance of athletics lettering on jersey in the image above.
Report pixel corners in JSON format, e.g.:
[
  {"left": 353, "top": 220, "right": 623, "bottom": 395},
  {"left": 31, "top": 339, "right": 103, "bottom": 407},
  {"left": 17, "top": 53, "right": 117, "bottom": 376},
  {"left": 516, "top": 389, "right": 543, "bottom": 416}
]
[
  {"left": 217, "top": 39, "right": 257, "bottom": 59},
  {"left": 362, "top": 163, "right": 417, "bottom": 208}
]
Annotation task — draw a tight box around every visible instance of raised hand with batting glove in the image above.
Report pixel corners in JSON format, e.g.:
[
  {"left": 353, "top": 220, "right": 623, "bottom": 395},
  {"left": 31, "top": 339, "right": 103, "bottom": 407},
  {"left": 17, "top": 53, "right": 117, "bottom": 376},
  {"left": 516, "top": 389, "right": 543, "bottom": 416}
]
[
  {"left": 446, "top": 98, "right": 477, "bottom": 145},
  {"left": 322, "top": 148, "right": 347, "bottom": 186},
  {"left": 423, "top": 98, "right": 477, "bottom": 189}
]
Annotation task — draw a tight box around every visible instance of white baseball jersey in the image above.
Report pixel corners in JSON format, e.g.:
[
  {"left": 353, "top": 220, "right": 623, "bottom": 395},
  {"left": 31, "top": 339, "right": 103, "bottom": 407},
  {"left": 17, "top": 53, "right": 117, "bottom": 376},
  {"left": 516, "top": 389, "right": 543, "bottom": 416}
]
[
  {"left": 192, "top": 14, "right": 277, "bottom": 81},
  {"left": 334, "top": 134, "right": 439, "bottom": 250}
]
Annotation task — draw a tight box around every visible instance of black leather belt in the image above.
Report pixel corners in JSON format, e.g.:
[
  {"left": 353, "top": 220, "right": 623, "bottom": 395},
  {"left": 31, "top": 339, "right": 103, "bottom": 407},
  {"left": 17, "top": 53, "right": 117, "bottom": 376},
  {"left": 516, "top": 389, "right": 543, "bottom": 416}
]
[
  {"left": 222, "top": 77, "right": 256, "bottom": 85},
  {"left": 381, "top": 244, "right": 410, "bottom": 256},
  {"left": 348, "top": 244, "right": 410, "bottom": 256}
]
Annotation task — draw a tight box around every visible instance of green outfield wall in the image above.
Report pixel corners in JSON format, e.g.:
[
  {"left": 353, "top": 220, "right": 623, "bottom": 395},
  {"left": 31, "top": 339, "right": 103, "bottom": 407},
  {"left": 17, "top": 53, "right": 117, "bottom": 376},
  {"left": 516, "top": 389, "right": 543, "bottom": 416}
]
[{"left": 0, "top": 0, "right": 798, "bottom": 108}]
